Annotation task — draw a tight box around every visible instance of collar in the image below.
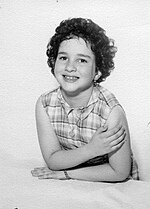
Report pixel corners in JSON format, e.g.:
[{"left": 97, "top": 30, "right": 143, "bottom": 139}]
[
  {"left": 57, "top": 88, "right": 74, "bottom": 115},
  {"left": 57, "top": 86, "right": 99, "bottom": 115}
]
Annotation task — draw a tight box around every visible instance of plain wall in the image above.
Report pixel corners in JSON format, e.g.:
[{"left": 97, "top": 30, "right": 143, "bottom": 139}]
[{"left": 1, "top": 0, "right": 150, "bottom": 179}]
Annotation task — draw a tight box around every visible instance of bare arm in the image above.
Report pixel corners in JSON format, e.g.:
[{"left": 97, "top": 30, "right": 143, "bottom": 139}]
[
  {"left": 66, "top": 105, "right": 131, "bottom": 182},
  {"left": 107, "top": 105, "right": 131, "bottom": 179},
  {"left": 35, "top": 97, "right": 130, "bottom": 182},
  {"left": 36, "top": 96, "right": 97, "bottom": 169}
]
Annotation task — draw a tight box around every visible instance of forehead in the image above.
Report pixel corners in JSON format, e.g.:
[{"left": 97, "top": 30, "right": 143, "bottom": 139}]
[{"left": 58, "top": 37, "right": 93, "bottom": 55}]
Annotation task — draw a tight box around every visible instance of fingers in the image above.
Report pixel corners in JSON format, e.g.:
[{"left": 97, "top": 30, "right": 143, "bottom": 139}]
[
  {"left": 31, "top": 170, "right": 54, "bottom": 179},
  {"left": 96, "top": 124, "right": 122, "bottom": 137},
  {"left": 98, "top": 124, "right": 126, "bottom": 153},
  {"left": 106, "top": 124, "right": 122, "bottom": 138},
  {"left": 31, "top": 167, "right": 65, "bottom": 180},
  {"left": 110, "top": 130, "right": 126, "bottom": 147},
  {"left": 38, "top": 173, "right": 53, "bottom": 179},
  {"left": 33, "top": 167, "right": 50, "bottom": 172},
  {"left": 107, "top": 126, "right": 126, "bottom": 152},
  {"left": 108, "top": 126, "right": 125, "bottom": 143},
  {"left": 31, "top": 168, "right": 66, "bottom": 180},
  {"left": 111, "top": 137, "right": 126, "bottom": 152},
  {"left": 96, "top": 126, "right": 108, "bottom": 134},
  {"left": 31, "top": 167, "right": 52, "bottom": 178}
]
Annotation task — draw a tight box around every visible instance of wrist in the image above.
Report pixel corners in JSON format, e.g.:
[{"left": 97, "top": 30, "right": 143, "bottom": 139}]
[
  {"left": 85, "top": 143, "right": 97, "bottom": 159},
  {"left": 64, "top": 170, "right": 72, "bottom": 180}
]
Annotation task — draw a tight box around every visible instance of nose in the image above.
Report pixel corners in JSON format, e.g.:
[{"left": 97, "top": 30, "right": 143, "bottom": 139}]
[{"left": 65, "top": 60, "right": 77, "bottom": 72}]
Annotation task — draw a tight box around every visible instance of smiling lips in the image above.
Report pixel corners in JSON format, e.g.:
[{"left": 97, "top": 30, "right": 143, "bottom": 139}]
[{"left": 63, "top": 75, "right": 79, "bottom": 82}]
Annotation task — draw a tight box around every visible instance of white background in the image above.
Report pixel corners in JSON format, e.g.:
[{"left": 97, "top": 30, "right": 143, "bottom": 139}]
[{"left": 1, "top": 0, "right": 150, "bottom": 178}]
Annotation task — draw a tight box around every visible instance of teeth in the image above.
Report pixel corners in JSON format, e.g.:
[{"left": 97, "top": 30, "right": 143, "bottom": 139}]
[{"left": 64, "top": 75, "right": 78, "bottom": 80}]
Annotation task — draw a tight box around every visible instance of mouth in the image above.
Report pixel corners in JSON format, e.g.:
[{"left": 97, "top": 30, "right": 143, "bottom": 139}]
[{"left": 63, "top": 75, "right": 79, "bottom": 82}]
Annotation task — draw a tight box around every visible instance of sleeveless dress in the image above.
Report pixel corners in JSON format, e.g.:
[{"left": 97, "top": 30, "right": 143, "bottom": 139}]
[{"left": 41, "top": 84, "right": 139, "bottom": 180}]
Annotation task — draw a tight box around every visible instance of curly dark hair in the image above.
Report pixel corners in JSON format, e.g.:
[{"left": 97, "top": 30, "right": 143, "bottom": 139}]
[{"left": 46, "top": 18, "right": 117, "bottom": 83}]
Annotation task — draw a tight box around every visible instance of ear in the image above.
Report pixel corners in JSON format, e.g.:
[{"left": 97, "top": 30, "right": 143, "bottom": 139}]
[{"left": 94, "top": 71, "right": 101, "bottom": 81}]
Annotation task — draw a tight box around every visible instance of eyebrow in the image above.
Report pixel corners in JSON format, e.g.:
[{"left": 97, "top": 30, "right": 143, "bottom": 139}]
[{"left": 58, "top": 52, "right": 92, "bottom": 59}]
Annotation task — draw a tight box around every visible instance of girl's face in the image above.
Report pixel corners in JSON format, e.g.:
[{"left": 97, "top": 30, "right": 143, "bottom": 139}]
[{"left": 54, "top": 37, "right": 96, "bottom": 97}]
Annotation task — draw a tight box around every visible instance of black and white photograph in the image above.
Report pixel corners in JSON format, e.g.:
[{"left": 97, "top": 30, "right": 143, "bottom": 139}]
[{"left": 1, "top": 0, "right": 150, "bottom": 208}]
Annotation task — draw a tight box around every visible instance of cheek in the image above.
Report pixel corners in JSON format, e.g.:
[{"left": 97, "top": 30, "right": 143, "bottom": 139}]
[
  {"left": 54, "top": 60, "right": 66, "bottom": 71},
  {"left": 54, "top": 62, "right": 61, "bottom": 74},
  {"left": 83, "top": 65, "right": 95, "bottom": 79},
  {"left": 53, "top": 66, "right": 59, "bottom": 78}
]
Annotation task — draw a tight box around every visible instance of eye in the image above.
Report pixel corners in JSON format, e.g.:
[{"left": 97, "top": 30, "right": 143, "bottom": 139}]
[
  {"left": 59, "top": 56, "right": 67, "bottom": 61},
  {"left": 78, "top": 59, "right": 87, "bottom": 63}
]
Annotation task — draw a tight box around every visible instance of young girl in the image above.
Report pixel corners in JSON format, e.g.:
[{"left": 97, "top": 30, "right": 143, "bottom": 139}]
[{"left": 31, "top": 18, "right": 138, "bottom": 182}]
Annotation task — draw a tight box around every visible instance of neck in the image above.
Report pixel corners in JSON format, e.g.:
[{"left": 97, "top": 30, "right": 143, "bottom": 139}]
[{"left": 61, "top": 86, "right": 94, "bottom": 108}]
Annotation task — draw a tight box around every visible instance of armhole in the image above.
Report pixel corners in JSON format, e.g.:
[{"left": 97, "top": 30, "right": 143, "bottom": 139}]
[
  {"left": 41, "top": 93, "right": 51, "bottom": 108},
  {"left": 103, "top": 104, "right": 124, "bottom": 127}
]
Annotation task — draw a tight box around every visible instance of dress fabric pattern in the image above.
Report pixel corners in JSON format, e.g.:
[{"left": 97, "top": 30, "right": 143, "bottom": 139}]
[{"left": 41, "top": 84, "right": 139, "bottom": 180}]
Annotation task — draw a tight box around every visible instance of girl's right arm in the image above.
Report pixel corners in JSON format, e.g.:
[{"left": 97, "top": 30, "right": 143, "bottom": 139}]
[
  {"left": 36, "top": 96, "right": 96, "bottom": 170},
  {"left": 36, "top": 97, "right": 125, "bottom": 170}
]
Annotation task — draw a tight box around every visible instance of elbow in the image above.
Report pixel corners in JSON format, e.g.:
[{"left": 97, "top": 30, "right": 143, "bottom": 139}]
[
  {"left": 115, "top": 169, "right": 130, "bottom": 182},
  {"left": 46, "top": 160, "right": 60, "bottom": 171},
  {"left": 46, "top": 160, "right": 55, "bottom": 170},
  {"left": 44, "top": 159, "right": 54, "bottom": 170},
  {"left": 45, "top": 151, "right": 61, "bottom": 171},
  {"left": 109, "top": 158, "right": 131, "bottom": 182},
  {"left": 117, "top": 174, "right": 129, "bottom": 182},
  {"left": 110, "top": 163, "right": 131, "bottom": 182}
]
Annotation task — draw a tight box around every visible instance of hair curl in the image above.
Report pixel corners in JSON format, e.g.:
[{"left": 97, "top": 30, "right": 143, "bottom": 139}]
[{"left": 46, "top": 18, "right": 117, "bottom": 83}]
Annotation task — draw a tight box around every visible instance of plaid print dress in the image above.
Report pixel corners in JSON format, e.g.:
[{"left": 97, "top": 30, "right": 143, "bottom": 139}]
[{"left": 41, "top": 84, "right": 139, "bottom": 180}]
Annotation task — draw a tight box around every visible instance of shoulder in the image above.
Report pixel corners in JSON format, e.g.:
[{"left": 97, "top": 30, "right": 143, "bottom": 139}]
[
  {"left": 37, "top": 87, "right": 60, "bottom": 108},
  {"left": 96, "top": 84, "right": 120, "bottom": 109},
  {"left": 35, "top": 87, "right": 60, "bottom": 120},
  {"left": 107, "top": 105, "right": 126, "bottom": 126},
  {"left": 94, "top": 85, "right": 126, "bottom": 126}
]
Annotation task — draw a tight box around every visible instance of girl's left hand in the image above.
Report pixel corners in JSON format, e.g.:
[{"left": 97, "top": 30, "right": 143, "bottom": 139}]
[{"left": 31, "top": 167, "right": 66, "bottom": 180}]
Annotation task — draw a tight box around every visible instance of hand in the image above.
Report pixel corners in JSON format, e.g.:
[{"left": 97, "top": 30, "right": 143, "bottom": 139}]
[
  {"left": 88, "top": 124, "right": 126, "bottom": 157},
  {"left": 31, "top": 167, "right": 66, "bottom": 180}
]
